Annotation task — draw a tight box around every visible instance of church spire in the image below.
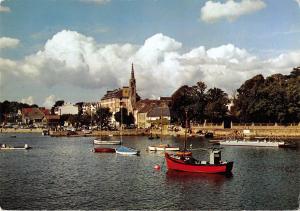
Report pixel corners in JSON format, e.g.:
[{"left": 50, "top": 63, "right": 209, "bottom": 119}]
[{"left": 131, "top": 63, "right": 135, "bottom": 79}]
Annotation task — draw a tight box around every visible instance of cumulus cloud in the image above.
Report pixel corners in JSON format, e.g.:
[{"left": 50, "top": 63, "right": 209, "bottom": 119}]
[
  {"left": 43, "top": 95, "right": 56, "bottom": 108},
  {"left": 295, "top": 0, "right": 300, "bottom": 7},
  {"left": 1, "top": 30, "right": 300, "bottom": 101},
  {"left": 21, "top": 96, "right": 34, "bottom": 105},
  {"left": 0, "top": 0, "right": 10, "bottom": 12},
  {"left": 201, "top": 0, "right": 266, "bottom": 23},
  {"left": 0, "top": 37, "right": 20, "bottom": 49},
  {"left": 79, "top": 0, "right": 110, "bottom": 5}
]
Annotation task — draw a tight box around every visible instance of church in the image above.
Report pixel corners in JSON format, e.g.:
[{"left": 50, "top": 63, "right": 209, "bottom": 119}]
[{"left": 100, "top": 63, "right": 140, "bottom": 124}]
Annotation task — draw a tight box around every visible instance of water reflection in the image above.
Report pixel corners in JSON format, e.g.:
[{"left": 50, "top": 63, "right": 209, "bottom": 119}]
[{"left": 165, "top": 170, "right": 232, "bottom": 186}]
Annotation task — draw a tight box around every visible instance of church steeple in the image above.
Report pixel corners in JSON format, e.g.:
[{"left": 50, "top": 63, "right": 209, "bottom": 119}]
[
  {"left": 131, "top": 63, "right": 135, "bottom": 79},
  {"left": 129, "top": 63, "right": 136, "bottom": 112}
]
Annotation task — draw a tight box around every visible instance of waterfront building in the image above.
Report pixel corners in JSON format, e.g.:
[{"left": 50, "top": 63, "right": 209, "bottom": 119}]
[
  {"left": 82, "top": 102, "right": 99, "bottom": 115},
  {"left": 42, "top": 115, "right": 60, "bottom": 127},
  {"left": 21, "top": 107, "right": 50, "bottom": 126},
  {"left": 134, "top": 98, "right": 170, "bottom": 128},
  {"left": 55, "top": 103, "right": 79, "bottom": 115},
  {"left": 100, "top": 63, "right": 140, "bottom": 124}
]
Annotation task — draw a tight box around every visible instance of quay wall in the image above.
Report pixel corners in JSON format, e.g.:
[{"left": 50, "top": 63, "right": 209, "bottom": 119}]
[
  {"left": 1, "top": 124, "right": 300, "bottom": 139},
  {"left": 0, "top": 128, "right": 43, "bottom": 133},
  {"left": 191, "top": 123, "right": 300, "bottom": 139}
]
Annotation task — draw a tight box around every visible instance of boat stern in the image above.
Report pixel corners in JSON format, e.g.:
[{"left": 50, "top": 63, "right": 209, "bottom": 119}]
[{"left": 226, "top": 161, "right": 234, "bottom": 173}]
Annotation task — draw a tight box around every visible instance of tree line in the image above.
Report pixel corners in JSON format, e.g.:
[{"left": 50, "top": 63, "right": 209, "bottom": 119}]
[{"left": 170, "top": 67, "right": 300, "bottom": 125}]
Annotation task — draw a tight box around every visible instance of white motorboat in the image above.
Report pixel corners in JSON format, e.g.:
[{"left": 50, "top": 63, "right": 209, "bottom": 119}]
[
  {"left": 0, "top": 144, "right": 32, "bottom": 150},
  {"left": 93, "top": 139, "right": 121, "bottom": 145},
  {"left": 220, "top": 139, "right": 285, "bottom": 147},
  {"left": 148, "top": 144, "right": 179, "bottom": 151}
]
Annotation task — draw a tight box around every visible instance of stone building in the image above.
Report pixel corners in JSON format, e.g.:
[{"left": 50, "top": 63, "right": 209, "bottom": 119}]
[
  {"left": 134, "top": 98, "right": 170, "bottom": 128},
  {"left": 100, "top": 63, "right": 140, "bottom": 124},
  {"left": 21, "top": 107, "right": 50, "bottom": 126}
]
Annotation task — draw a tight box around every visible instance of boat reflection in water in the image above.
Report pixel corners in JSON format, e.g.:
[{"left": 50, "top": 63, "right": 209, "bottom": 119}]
[{"left": 165, "top": 169, "right": 233, "bottom": 186}]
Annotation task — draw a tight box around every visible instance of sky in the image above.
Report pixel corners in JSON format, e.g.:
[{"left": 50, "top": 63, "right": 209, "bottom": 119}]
[{"left": 0, "top": 0, "right": 300, "bottom": 108}]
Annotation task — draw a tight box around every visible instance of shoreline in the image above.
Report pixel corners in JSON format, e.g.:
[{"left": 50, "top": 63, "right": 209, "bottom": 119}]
[{"left": 1, "top": 128, "right": 300, "bottom": 141}]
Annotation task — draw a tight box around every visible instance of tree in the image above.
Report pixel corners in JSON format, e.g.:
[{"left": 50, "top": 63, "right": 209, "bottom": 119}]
[
  {"left": 170, "top": 81, "right": 208, "bottom": 126},
  {"left": 51, "top": 100, "right": 64, "bottom": 114},
  {"left": 95, "top": 107, "right": 112, "bottom": 128},
  {"left": 204, "top": 88, "right": 229, "bottom": 122},
  {"left": 233, "top": 74, "right": 265, "bottom": 122},
  {"left": 114, "top": 107, "right": 134, "bottom": 126},
  {"left": 232, "top": 69, "right": 300, "bottom": 123},
  {"left": 0, "top": 101, "right": 38, "bottom": 123}
]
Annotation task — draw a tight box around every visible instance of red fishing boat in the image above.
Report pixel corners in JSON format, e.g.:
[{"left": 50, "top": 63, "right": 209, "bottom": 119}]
[
  {"left": 164, "top": 109, "right": 233, "bottom": 174},
  {"left": 93, "top": 148, "right": 116, "bottom": 153},
  {"left": 165, "top": 150, "right": 233, "bottom": 174}
]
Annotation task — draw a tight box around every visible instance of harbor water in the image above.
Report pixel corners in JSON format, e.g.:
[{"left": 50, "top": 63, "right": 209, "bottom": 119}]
[{"left": 0, "top": 133, "right": 299, "bottom": 210}]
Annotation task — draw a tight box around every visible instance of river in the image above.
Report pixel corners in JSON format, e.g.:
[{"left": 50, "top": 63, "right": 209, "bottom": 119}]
[{"left": 0, "top": 133, "right": 299, "bottom": 210}]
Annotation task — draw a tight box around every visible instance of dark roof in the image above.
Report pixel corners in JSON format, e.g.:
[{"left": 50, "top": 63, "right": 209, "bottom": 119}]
[
  {"left": 134, "top": 99, "right": 170, "bottom": 111},
  {"left": 138, "top": 104, "right": 154, "bottom": 114},
  {"left": 101, "top": 89, "right": 124, "bottom": 100},
  {"left": 147, "top": 107, "right": 170, "bottom": 117}
]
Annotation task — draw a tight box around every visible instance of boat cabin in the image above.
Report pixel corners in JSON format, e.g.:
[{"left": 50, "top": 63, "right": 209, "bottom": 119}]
[{"left": 209, "top": 150, "right": 221, "bottom": 164}]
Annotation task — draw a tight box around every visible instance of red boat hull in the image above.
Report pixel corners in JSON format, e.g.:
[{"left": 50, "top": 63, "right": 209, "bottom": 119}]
[
  {"left": 94, "top": 148, "right": 116, "bottom": 153},
  {"left": 165, "top": 153, "right": 233, "bottom": 174}
]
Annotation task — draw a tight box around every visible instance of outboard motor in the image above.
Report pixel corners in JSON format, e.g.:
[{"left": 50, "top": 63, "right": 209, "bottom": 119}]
[{"left": 210, "top": 149, "right": 221, "bottom": 164}]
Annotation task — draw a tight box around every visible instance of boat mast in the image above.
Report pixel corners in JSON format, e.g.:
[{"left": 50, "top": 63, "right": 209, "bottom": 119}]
[
  {"left": 99, "top": 103, "right": 102, "bottom": 140},
  {"left": 184, "top": 108, "right": 188, "bottom": 152},
  {"left": 160, "top": 107, "right": 163, "bottom": 143},
  {"left": 120, "top": 100, "right": 123, "bottom": 144}
]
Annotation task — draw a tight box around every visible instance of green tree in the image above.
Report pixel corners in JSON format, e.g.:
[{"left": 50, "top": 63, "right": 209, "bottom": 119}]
[
  {"left": 95, "top": 107, "right": 112, "bottom": 128},
  {"left": 114, "top": 107, "right": 134, "bottom": 126},
  {"left": 233, "top": 68, "right": 300, "bottom": 123},
  {"left": 204, "top": 87, "right": 229, "bottom": 122},
  {"left": 170, "top": 81, "right": 208, "bottom": 126}
]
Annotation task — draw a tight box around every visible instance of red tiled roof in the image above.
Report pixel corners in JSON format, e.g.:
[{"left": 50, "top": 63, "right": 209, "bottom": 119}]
[{"left": 22, "top": 108, "right": 49, "bottom": 119}]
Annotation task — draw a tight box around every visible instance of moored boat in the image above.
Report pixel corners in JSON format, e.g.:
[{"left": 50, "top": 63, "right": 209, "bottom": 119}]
[
  {"left": 93, "top": 139, "right": 121, "bottom": 145},
  {"left": 165, "top": 150, "right": 233, "bottom": 174},
  {"left": 116, "top": 146, "right": 140, "bottom": 155},
  {"left": 0, "top": 144, "right": 32, "bottom": 150},
  {"left": 164, "top": 109, "right": 233, "bottom": 174},
  {"left": 220, "top": 139, "right": 285, "bottom": 147},
  {"left": 42, "top": 130, "right": 50, "bottom": 136},
  {"left": 148, "top": 144, "right": 180, "bottom": 151}
]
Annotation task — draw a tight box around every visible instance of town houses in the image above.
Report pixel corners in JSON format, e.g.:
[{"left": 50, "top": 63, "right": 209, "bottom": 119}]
[
  {"left": 98, "top": 63, "right": 171, "bottom": 128},
  {"left": 12, "top": 63, "right": 172, "bottom": 129}
]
